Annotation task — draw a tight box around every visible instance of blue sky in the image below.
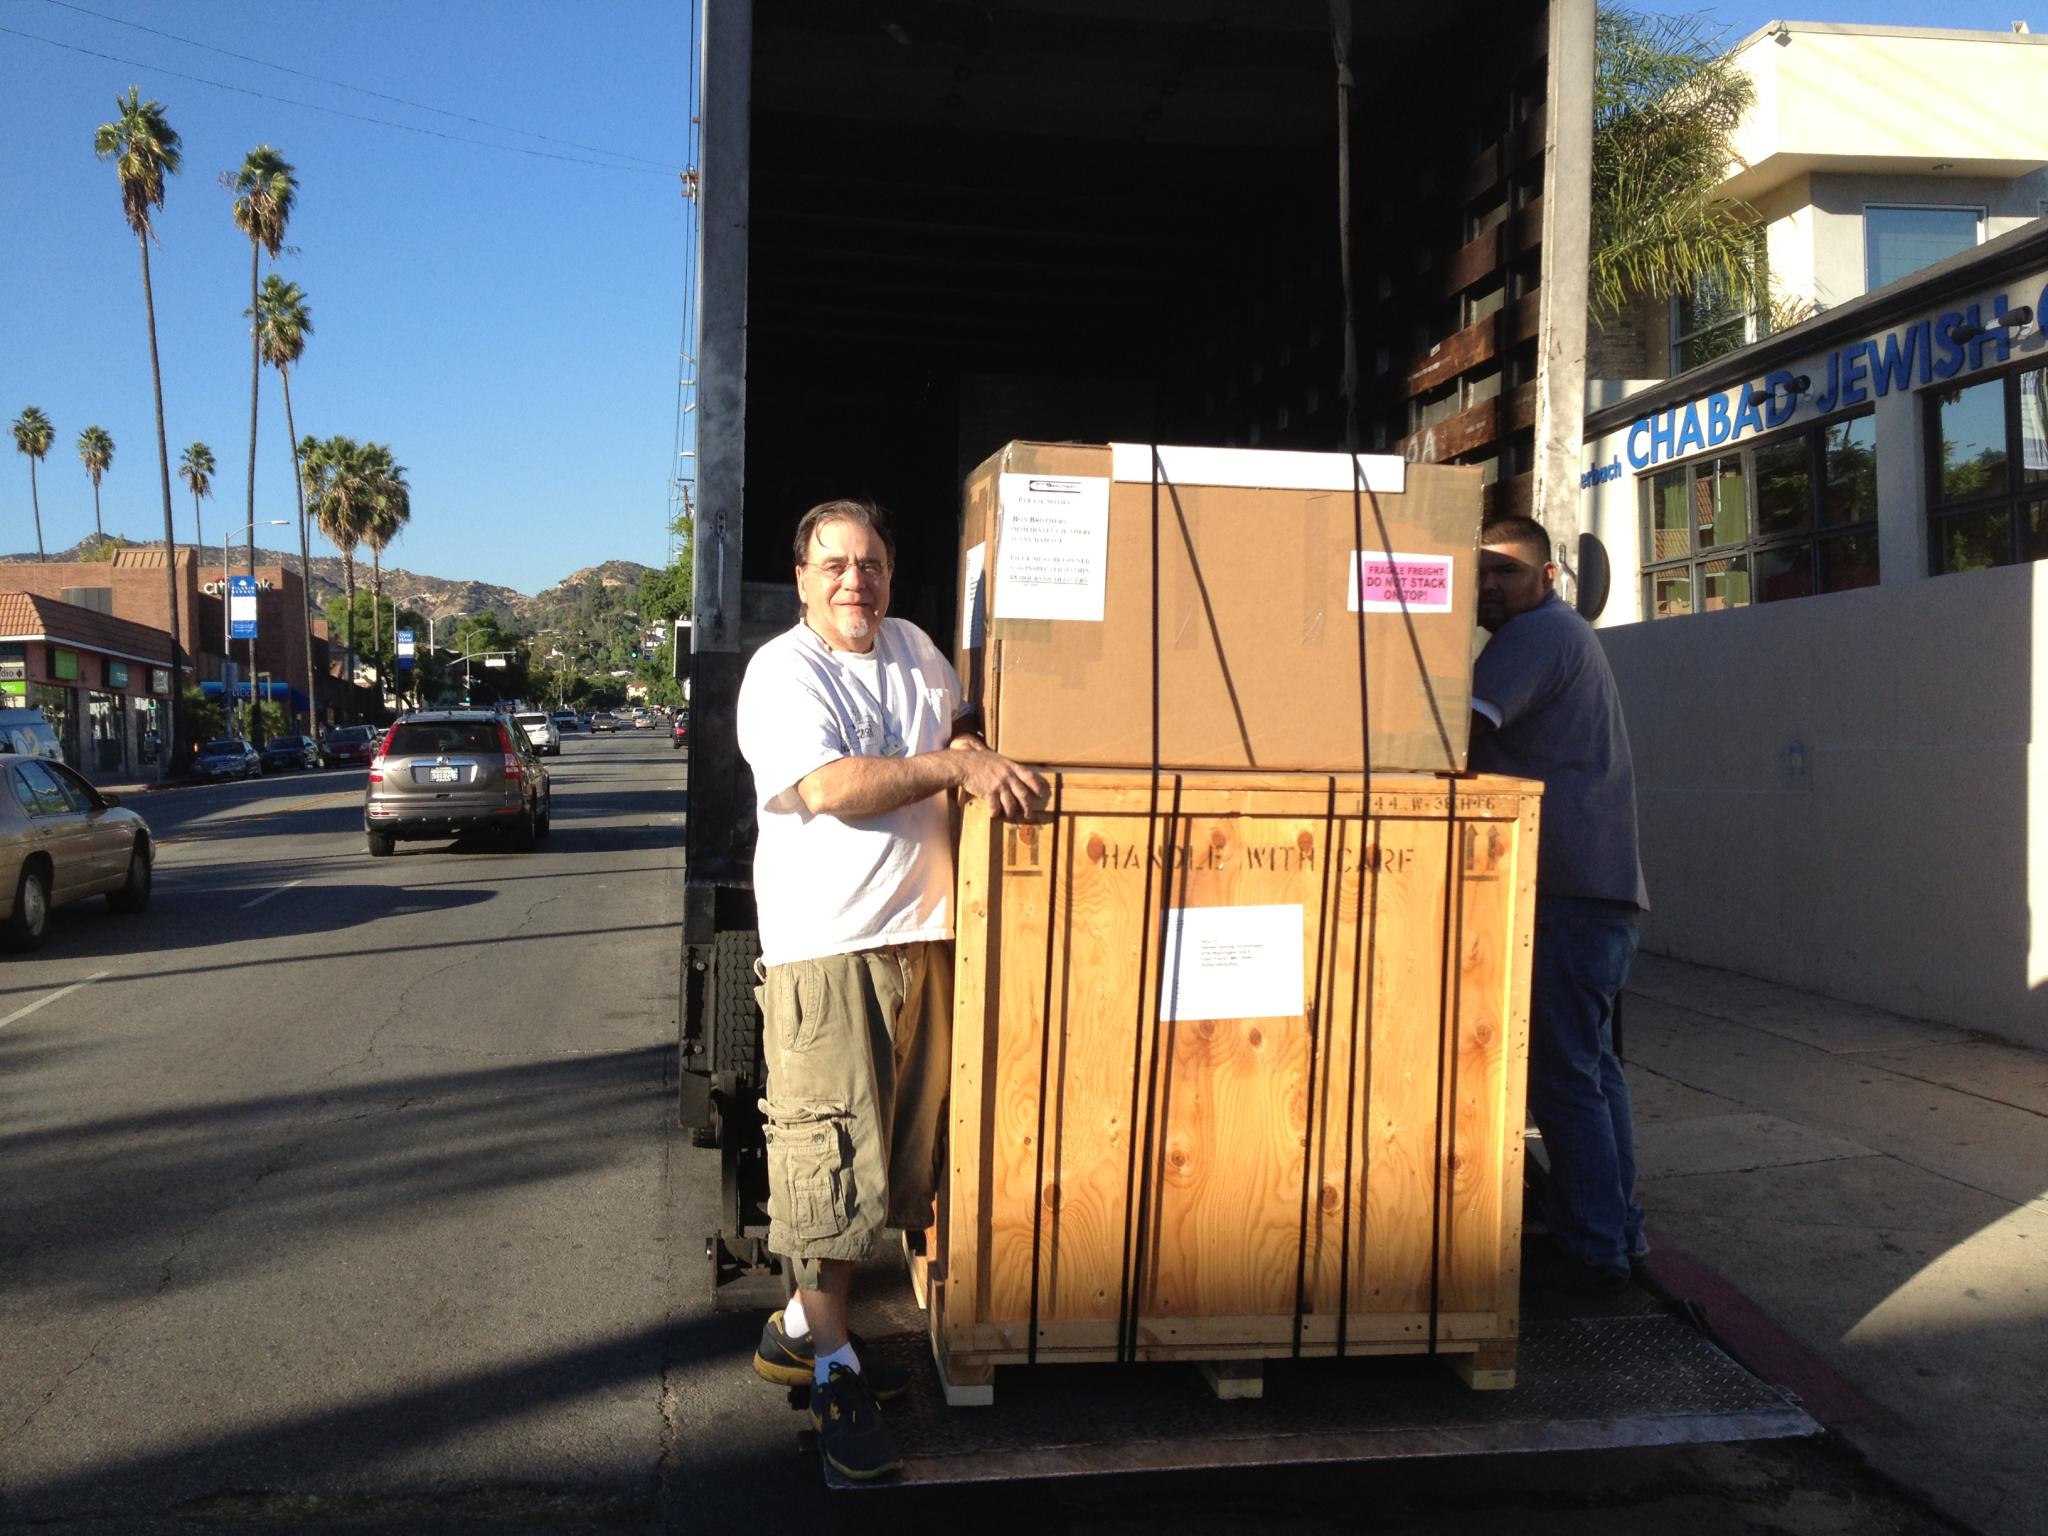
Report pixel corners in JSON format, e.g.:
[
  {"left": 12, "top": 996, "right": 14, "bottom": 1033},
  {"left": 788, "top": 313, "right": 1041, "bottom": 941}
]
[
  {"left": 1, "top": 2, "right": 2034, "bottom": 594},
  {"left": 1, "top": 0, "right": 694, "bottom": 595}
]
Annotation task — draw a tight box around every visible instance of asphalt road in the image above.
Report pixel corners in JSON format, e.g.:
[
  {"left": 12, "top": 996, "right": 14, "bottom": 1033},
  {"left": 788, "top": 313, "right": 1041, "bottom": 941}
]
[{"left": 0, "top": 732, "right": 1973, "bottom": 1535}]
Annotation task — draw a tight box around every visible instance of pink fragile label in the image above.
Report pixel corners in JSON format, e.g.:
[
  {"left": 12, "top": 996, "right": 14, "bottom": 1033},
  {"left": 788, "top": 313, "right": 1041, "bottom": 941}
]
[{"left": 1348, "top": 551, "right": 1455, "bottom": 614}]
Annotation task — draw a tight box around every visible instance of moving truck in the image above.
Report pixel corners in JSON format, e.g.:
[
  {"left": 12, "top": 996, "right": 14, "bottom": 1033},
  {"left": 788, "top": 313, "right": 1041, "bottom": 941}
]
[{"left": 675, "top": 0, "right": 1809, "bottom": 1482}]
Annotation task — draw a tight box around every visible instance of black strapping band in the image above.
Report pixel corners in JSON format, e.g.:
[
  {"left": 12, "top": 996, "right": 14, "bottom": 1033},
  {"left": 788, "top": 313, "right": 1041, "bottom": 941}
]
[{"left": 1025, "top": 775, "right": 1065, "bottom": 1367}]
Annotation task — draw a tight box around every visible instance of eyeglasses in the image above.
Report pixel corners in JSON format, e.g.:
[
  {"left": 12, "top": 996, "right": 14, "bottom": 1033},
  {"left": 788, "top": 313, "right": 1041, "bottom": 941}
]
[{"left": 805, "top": 558, "right": 889, "bottom": 582}]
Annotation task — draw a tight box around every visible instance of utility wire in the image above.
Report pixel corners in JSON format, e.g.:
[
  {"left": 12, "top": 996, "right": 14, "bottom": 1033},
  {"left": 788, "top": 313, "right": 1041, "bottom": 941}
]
[
  {"left": 33, "top": 0, "right": 680, "bottom": 171},
  {"left": 0, "top": 23, "right": 677, "bottom": 176}
]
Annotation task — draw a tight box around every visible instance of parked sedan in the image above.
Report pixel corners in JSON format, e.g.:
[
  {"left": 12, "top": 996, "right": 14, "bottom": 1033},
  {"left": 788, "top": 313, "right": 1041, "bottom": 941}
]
[
  {"left": 261, "top": 734, "right": 325, "bottom": 772},
  {"left": 671, "top": 712, "right": 688, "bottom": 749},
  {"left": 363, "top": 711, "right": 552, "bottom": 857},
  {"left": 325, "top": 725, "right": 383, "bottom": 768},
  {"left": 194, "top": 738, "right": 261, "bottom": 780},
  {"left": 590, "top": 712, "right": 618, "bottom": 733},
  {"left": 0, "top": 756, "right": 152, "bottom": 948}
]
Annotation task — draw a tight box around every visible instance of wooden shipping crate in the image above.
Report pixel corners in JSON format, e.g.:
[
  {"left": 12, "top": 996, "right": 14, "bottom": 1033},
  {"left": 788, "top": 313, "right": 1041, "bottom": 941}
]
[{"left": 931, "top": 771, "right": 1540, "bottom": 1402}]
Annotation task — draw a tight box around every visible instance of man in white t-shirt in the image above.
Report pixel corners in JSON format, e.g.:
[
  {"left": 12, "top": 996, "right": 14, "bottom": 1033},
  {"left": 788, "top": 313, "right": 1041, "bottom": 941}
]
[{"left": 735, "top": 497, "right": 1042, "bottom": 1480}]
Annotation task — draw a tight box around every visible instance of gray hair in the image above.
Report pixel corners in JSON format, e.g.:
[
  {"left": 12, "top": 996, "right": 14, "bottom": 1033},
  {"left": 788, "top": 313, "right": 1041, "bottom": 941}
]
[{"left": 791, "top": 498, "right": 896, "bottom": 569}]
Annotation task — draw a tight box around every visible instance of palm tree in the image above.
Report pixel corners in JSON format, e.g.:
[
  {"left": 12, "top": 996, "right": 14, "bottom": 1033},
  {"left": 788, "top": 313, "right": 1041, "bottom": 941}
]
[
  {"left": 95, "top": 88, "right": 186, "bottom": 780},
  {"left": 307, "top": 435, "right": 371, "bottom": 682},
  {"left": 1590, "top": 8, "right": 1765, "bottom": 329},
  {"left": 359, "top": 442, "right": 411, "bottom": 687},
  {"left": 254, "top": 275, "right": 316, "bottom": 731},
  {"left": 77, "top": 425, "right": 115, "bottom": 543},
  {"left": 177, "top": 442, "right": 215, "bottom": 548},
  {"left": 230, "top": 146, "right": 295, "bottom": 748},
  {"left": 10, "top": 407, "right": 53, "bottom": 561}
]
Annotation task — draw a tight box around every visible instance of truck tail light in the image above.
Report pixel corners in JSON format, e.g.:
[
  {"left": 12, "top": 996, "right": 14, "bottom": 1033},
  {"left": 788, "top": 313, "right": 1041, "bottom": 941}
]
[{"left": 496, "top": 725, "right": 524, "bottom": 781}]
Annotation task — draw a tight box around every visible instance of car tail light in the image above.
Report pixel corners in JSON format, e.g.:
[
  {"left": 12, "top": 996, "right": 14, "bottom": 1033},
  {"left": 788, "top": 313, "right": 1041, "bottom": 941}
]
[{"left": 496, "top": 724, "right": 524, "bottom": 780}]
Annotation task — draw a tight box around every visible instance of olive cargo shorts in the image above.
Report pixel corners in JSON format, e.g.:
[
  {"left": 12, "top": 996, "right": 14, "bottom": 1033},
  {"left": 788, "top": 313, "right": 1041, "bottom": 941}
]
[{"left": 754, "top": 941, "right": 951, "bottom": 1289}]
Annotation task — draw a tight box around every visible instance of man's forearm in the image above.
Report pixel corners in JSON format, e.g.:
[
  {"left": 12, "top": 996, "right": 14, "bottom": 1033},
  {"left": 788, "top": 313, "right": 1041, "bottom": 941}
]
[{"left": 798, "top": 751, "right": 960, "bottom": 818}]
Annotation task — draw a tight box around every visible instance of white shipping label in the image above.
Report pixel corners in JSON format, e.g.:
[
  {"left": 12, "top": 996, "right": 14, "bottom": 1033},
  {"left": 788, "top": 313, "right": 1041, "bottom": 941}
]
[
  {"left": 961, "top": 541, "right": 987, "bottom": 649},
  {"left": 1348, "top": 550, "right": 1456, "bottom": 614},
  {"left": 992, "top": 473, "right": 1111, "bottom": 622},
  {"left": 1158, "top": 904, "right": 1306, "bottom": 1023}
]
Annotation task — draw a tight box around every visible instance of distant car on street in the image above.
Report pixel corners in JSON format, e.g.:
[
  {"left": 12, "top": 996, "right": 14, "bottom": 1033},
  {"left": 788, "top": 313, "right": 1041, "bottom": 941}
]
[
  {"left": 194, "top": 738, "right": 261, "bottom": 780},
  {"left": 363, "top": 710, "right": 552, "bottom": 857},
  {"left": 633, "top": 712, "right": 655, "bottom": 730},
  {"left": 590, "top": 712, "right": 618, "bottom": 733},
  {"left": 513, "top": 711, "right": 562, "bottom": 757},
  {"left": 671, "top": 712, "right": 688, "bottom": 750},
  {"left": 325, "top": 726, "right": 383, "bottom": 768},
  {"left": 261, "top": 734, "right": 325, "bottom": 772},
  {"left": 0, "top": 707, "right": 64, "bottom": 761},
  {"left": 552, "top": 710, "right": 580, "bottom": 736},
  {"left": 0, "top": 756, "right": 152, "bottom": 948}
]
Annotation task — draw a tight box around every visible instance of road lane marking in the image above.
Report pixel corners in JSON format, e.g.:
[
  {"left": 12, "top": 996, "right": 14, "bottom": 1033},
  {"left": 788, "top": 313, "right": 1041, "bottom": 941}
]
[
  {"left": 238, "top": 879, "right": 306, "bottom": 910},
  {"left": 0, "top": 970, "right": 113, "bottom": 1031}
]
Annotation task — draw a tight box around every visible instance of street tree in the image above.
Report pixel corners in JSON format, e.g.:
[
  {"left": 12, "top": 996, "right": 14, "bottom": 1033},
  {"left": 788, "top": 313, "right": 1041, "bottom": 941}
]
[
  {"left": 177, "top": 441, "right": 215, "bottom": 550},
  {"left": 95, "top": 87, "right": 187, "bottom": 779},
  {"left": 229, "top": 147, "right": 295, "bottom": 574},
  {"left": 10, "top": 406, "right": 53, "bottom": 561},
  {"left": 1590, "top": 7, "right": 1765, "bottom": 341},
  {"left": 359, "top": 442, "right": 410, "bottom": 689},
  {"left": 305, "top": 435, "right": 372, "bottom": 681},
  {"left": 76, "top": 425, "right": 114, "bottom": 542},
  {"left": 254, "top": 276, "right": 316, "bottom": 730}
]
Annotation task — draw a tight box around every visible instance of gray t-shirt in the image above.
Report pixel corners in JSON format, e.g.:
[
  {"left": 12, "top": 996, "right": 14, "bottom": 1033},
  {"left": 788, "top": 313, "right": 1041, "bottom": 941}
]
[{"left": 1468, "top": 595, "right": 1648, "bottom": 909}]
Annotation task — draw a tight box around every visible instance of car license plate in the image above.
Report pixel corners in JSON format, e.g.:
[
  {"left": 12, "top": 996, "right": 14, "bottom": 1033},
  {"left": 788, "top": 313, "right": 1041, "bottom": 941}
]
[{"left": 430, "top": 765, "right": 458, "bottom": 783}]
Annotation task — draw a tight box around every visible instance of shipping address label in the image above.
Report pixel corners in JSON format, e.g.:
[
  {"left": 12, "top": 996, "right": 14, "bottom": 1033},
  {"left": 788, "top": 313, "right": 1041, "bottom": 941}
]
[
  {"left": 1347, "top": 551, "right": 1455, "bottom": 614},
  {"left": 1158, "top": 904, "right": 1306, "bottom": 1023},
  {"left": 993, "top": 473, "right": 1110, "bottom": 622}
]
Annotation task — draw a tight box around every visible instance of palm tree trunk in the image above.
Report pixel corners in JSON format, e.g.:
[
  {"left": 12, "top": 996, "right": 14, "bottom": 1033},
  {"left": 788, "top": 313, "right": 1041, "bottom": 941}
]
[
  {"left": 343, "top": 551, "right": 357, "bottom": 700},
  {"left": 371, "top": 550, "right": 383, "bottom": 691},
  {"left": 191, "top": 492, "right": 203, "bottom": 558},
  {"left": 92, "top": 481, "right": 103, "bottom": 541},
  {"left": 244, "top": 242, "right": 263, "bottom": 749},
  {"left": 140, "top": 229, "right": 185, "bottom": 780},
  {"left": 29, "top": 462, "right": 44, "bottom": 561},
  {"left": 282, "top": 371, "right": 315, "bottom": 736}
]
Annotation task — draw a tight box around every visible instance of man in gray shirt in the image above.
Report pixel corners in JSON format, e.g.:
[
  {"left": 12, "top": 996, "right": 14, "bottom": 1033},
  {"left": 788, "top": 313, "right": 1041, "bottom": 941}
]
[{"left": 1469, "top": 515, "right": 1647, "bottom": 1293}]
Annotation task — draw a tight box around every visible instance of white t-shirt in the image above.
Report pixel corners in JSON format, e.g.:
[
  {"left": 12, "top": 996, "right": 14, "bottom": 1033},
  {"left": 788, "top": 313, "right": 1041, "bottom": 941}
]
[{"left": 736, "top": 617, "right": 966, "bottom": 966}]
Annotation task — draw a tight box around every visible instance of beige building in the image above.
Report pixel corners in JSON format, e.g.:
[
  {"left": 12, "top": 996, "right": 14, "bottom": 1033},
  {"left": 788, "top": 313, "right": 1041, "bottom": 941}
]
[{"left": 1578, "top": 25, "right": 2048, "bottom": 1053}]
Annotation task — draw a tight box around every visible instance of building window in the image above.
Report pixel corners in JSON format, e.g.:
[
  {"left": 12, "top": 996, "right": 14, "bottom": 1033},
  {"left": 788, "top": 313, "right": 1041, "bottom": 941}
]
[
  {"left": 1927, "top": 362, "right": 2048, "bottom": 573},
  {"left": 1669, "top": 232, "right": 1768, "bottom": 374},
  {"left": 1641, "top": 411, "right": 1880, "bottom": 618},
  {"left": 1865, "top": 206, "right": 1982, "bottom": 293}
]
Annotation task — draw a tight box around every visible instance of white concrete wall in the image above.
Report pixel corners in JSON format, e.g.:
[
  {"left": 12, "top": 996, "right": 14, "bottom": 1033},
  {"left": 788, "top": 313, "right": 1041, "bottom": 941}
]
[{"left": 1602, "top": 566, "right": 2048, "bottom": 1053}]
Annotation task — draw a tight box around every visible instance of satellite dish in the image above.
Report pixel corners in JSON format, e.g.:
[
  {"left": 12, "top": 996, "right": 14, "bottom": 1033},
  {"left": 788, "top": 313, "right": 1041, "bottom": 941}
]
[{"left": 1575, "top": 533, "right": 1611, "bottom": 622}]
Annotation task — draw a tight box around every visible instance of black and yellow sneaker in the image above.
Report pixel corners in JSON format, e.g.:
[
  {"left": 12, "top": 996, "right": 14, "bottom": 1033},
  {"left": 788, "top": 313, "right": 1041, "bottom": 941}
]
[
  {"left": 811, "top": 1362, "right": 901, "bottom": 1482},
  {"left": 752, "top": 1311, "right": 911, "bottom": 1400}
]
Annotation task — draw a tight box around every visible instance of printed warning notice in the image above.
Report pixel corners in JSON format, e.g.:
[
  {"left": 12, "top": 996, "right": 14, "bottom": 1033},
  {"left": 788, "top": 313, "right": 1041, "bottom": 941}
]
[
  {"left": 1158, "top": 904, "right": 1306, "bottom": 1022},
  {"left": 1347, "top": 550, "right": 1456, "bottom": 614},
  {"left": 993, "top": 474, "right": 1110, "bottom": 622},
  {"left": 961, "top": 541, "right": 986, "bottom": 649}
]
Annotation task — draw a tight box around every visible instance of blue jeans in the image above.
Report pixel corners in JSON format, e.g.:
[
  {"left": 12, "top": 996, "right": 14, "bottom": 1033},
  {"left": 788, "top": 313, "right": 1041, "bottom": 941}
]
[{"left": 1527, "top": 896, "right": 1644, "bottom": 1274}]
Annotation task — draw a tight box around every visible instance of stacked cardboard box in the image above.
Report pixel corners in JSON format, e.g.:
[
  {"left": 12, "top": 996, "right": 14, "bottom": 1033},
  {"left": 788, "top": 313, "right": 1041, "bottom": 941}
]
[
  {"left": 955, "top": 440, "right": 1484, "bottom": 775},
  {"left": 931, "top": 444, "right": 1541, "bottom": 1405}
]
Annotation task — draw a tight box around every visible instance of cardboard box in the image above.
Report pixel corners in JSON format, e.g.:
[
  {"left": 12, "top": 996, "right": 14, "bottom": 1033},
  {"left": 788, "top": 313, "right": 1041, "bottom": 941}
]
[{"left": 956, "top": 442, "right": 1483, "bottom": 773}]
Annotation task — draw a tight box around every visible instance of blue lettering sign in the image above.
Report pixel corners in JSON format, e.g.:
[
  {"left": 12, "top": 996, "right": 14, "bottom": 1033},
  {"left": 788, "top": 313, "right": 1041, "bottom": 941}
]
[
  {"left": 1933, "top": 311, "right": 1967, "bottom": 379},
  {"left": 1839, "top": 341, "right": 1870, "bottom": 407},
  {"left": 1627, "top": 418, "right": 1651, "bottom": 470},
  {"left": 1763, "top": 371, "right": 1798, "bottom": 429},
  {"left": 1873, "top": 327, "right": 1918, "bottom": 395},
  {"left": 1676, "top": 402, "right": 1706, "bottom": 456},
  {"left": 1810, "top": 353, "right": 1839, "bottom": 415},
  {"left": 1733, "top": 386, "right": 1764, "bottom": 439},
  {"left": 1707, "top": 393, "right": 1732, "bottom": 446},
  {"left": 1649, "top": 410, "right": 1677, "bottom": 463}
]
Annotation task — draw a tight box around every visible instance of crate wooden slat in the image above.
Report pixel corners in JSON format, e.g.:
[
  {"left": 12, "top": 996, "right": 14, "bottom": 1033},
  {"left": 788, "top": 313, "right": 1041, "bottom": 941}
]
[{"left": 933, "top": 771, "right": 1540, "bottom": 1400}]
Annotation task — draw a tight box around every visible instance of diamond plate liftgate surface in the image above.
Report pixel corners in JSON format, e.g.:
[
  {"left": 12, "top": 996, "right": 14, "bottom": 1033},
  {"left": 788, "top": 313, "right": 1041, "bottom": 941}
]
[{"left": 817, "top": 1279, "right": 1819, "bottom": 1489}]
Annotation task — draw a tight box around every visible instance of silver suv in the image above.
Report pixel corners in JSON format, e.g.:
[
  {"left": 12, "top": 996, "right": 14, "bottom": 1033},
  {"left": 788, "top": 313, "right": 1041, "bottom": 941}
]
[
  {"left": 363, "top": 711, "right": 552, "bottom": 857},
  {"left": 513, "top": 710, "right": 562, "bottom": 756}
]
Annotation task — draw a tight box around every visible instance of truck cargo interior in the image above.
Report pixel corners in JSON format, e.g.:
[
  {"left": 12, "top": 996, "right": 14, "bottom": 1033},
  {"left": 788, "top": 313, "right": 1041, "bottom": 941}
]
[{"left": 740, "top": 0, "right": 1553, "bottom": 642}]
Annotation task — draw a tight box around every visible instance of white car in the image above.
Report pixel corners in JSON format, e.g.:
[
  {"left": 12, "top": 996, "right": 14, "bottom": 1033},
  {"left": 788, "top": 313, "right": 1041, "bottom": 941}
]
[{"left": 513, "top": 710, "right": 562, "bottom": 757}]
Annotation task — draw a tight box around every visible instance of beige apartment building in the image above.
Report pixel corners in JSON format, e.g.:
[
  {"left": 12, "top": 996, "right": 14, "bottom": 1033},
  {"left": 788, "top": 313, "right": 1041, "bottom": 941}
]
[{"left": 1580, "top": 22, "right": 2048, "bottom": 1052}]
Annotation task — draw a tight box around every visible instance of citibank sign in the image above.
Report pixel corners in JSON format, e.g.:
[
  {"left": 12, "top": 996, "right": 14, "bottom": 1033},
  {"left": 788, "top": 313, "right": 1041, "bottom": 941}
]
[{"left": 1611, "top": 279, "right": 2048, "bottom": 474}]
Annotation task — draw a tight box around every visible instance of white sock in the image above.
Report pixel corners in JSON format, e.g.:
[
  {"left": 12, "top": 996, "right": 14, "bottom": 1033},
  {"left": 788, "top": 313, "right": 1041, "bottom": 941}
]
[
  {"left": 814, "top": 1340, "right": 860, "bottom": 1385},
  {"left": 782, "top": 1293, "right": 809, "bottom": 1338}
]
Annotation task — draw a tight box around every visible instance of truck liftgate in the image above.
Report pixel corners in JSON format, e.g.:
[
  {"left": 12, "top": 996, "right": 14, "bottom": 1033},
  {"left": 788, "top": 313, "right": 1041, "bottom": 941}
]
[{"left": 676, "top": 0, "right": 1817, "bottom": 1476}]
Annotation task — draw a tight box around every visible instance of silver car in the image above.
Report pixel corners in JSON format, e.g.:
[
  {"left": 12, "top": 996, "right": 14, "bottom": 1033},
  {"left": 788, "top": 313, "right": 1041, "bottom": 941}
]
[
  {"left": 363, "top": 711, "right": 552, "bottom": 857},
  {"left": 0, "top": 756, "right": 152, "bottom": 947}
]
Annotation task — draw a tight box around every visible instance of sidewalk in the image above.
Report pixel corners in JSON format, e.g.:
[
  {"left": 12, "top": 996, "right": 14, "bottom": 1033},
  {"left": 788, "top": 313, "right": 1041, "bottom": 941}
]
[{"left": 1621, "top": 953, "right": 2048, "bottom": 1536}]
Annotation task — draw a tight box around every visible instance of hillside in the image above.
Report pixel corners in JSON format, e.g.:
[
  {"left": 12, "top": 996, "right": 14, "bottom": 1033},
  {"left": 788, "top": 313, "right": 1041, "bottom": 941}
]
[{"left": 0, "top": 539, "right": 657, "bottom": 631}]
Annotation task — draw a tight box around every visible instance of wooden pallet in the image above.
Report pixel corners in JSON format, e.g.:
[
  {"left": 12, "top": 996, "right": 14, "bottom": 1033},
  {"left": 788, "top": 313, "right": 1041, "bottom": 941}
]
[{"left": 934, "top": 772, "right": 1539, "bottom": 1404}]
